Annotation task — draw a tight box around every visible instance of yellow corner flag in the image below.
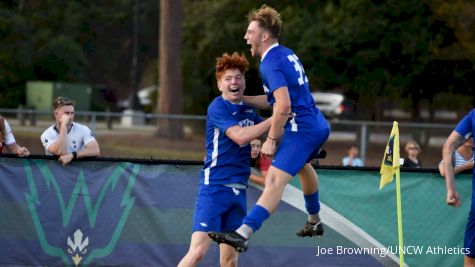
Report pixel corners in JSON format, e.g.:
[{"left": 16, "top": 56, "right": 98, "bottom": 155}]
[
  {"left": 379, "top": 121, "right": 405, "bottom": 267},
  {"left": 379, "top": 121, "right": 400, "bottom": 189}
]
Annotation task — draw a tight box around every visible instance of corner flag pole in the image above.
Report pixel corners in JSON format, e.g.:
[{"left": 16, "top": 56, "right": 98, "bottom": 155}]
[
  {"left": 395, "top": 164, "right": 404, "bottom": 267},
  {"left": 379, "top": 121, "right": 404, "bottom": 267}
]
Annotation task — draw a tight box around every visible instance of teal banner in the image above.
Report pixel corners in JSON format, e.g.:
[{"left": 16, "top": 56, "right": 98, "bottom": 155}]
[
  {"left": 290, "top": 168, "right": 472, "bottom": 267},
  {"left": 1, "top": 156, "right": 469, "bottom": 266}
]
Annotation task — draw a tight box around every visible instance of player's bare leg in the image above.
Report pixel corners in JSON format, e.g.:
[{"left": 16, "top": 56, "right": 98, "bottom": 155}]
[
  {"left": 296, "top": 163, "right": 324, "bottom": 237},
  {"left": 299, "top": 163, "right": 318, "bottom": 195},
  {"left": 209, "top": 166, "right": 292, "bottom": 252},
  {"left": 219, "top": 243, "right": 238, "bottom": 267},
  {"left": 257, "top": 166, "right": 293, "bottom": 212},
  {"left": 178, "top": 232, "right": 211, "bottom": 267}
]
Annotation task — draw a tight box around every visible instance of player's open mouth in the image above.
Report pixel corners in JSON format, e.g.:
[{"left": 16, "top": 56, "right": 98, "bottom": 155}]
[{"left": 230, "top": 87, "right": 240, "bottom": 93}]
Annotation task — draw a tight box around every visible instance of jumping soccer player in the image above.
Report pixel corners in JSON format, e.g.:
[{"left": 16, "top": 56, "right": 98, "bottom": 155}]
[
  {"left": 443, "top": 108, "right": 475, "bottom": 267},
  {"left": 209, "top": 5, "right": 330, "bottom": 252},
  {"left": 178, "top": 52, "right": 271, "bottom": 267}
]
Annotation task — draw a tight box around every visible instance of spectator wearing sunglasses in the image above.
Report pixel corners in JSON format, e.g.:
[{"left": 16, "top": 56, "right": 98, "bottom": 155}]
[{"left": 402, "top": 140, "right": 422, "bottom": 168}]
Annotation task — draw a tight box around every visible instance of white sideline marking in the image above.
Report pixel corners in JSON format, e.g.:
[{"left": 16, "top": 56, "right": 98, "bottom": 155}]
[{"left": 249, "top": 182, "right": 407, "bottom": 267}]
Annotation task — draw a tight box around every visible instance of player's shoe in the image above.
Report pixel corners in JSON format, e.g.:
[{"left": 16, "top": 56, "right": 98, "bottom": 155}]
[
  {"left": 208, "top": 231, "right": 249, "bottom": 252},
  {"left": 296, "top": 221, "right": 324, "bottom": 237}
]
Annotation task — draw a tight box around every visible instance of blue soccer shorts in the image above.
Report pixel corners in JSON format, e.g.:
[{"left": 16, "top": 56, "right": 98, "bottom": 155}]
[
  {"left": 272, "top": 128, "right": 330, "bottom": 177},
  {"left": 465, "top": 210, "right": 475, "bottom": 257},
  {"left": 192, "top": 184, "right": 247, "bottom": 233}
]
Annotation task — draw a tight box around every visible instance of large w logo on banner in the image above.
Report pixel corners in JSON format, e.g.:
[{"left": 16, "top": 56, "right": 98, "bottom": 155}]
[{"left": 22, "top": 160, "right": 139, "bottom": 266}]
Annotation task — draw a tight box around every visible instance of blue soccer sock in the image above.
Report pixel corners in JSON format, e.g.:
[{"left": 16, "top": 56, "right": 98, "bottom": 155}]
[
  {"left": 241, "top": 204, "right": 270, "bottom": 234},
  {"left": 304, "top": 191, "right": 320, "bottom": 217}
]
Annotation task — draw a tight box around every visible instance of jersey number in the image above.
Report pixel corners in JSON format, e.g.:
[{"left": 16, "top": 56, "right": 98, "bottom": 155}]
[{"left": 287, "top": 54, "right": 308, "bottom": 85}]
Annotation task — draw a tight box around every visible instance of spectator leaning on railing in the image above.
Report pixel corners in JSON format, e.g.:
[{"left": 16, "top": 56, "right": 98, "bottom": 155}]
[
  {"left": 0, "top": 115, "right": 30, "bottom": 157},
  {"left": 439, "top": 137, "right": 473, "bottom": 177},
  {"left": 402, "top": 140, "right": 422, "bottom": 168},
  {"left": 40, "top": 96, "right": 100, "bottom": 166},
  {"left": 249, "top": 138, "right": 272, "bottom": 186},
  {"left": 342, "top": 144, "right": 364, "bottom": 167}
]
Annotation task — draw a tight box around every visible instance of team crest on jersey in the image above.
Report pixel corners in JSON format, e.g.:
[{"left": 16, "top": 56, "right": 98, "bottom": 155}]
[
  {"left": 244, "top": 109, "right": 254, "bottom": 114},
  {"left": 239, "top": 119, "right": 255, "bottom": 127}
]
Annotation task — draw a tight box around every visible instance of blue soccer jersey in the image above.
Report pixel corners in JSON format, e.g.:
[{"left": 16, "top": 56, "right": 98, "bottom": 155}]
[
  {"left": 455, "top": 109, "right": 475, "bottom": 141},
  {"left": 260, "top": 44, "right": 329, "bottom": 132},
  {"left": 454, "top": 109, "right": 475, "bottom": 202},
  {"left": 454, "top": 109, "right": 475, "bottom": 255},
  {"left": 455, "top": 108, "right": 475, "bottom": 179},
  {"left": 201, "top": 96, "right": 262, "bottom": 186}
]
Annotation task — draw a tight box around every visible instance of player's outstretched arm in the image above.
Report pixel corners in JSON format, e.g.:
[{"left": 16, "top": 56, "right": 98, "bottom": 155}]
[
  {"left": 243, "top": 95, "right": 272, "bottom": 110},
  {"left": 225, "top": 118, "right": 272, "bottom": 146},
  {"left": 443, "top": 131, "right": 465, "bottom": 207}
]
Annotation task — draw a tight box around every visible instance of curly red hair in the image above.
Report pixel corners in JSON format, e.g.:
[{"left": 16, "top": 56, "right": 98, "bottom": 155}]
[{"left": 215, "top": 52, "right": 249, "bottom": 81}]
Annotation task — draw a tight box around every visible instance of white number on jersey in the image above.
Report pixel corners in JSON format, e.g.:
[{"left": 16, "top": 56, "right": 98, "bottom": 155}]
[
  {"left": 287, "top": 54, "right": 309, "bottom": 86},
  {"left": 263, "top": 84, "right": 270, "bottom": 94}
]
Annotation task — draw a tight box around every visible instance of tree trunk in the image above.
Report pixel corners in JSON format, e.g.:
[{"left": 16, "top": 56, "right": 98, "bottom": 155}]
[{"left": 157, "top": 0, "right": 184, "bottom": 139}]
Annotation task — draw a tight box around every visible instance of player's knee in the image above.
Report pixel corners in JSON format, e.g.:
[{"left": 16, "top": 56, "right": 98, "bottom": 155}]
[
  {"left": 265, "top": 175, "right": 287, "bottom": 190},
  {"left": 188, "top": 247, "right": 207, "bottom": 263},
  {"left": 220, "top": 255, "right": 238, "bottom": 267}
]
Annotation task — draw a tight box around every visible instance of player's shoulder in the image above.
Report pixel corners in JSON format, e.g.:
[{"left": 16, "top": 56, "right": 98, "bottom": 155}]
[
  {"left": 270, "top": 45, "right": 293, "bottom": 57},
  {"left": 468, "top": 108, "right": 475, "bottom": 118},
  {"left": 263, "top": 45, "right": 292, "bottom": 67},
  {"left": 209, "top": 96, "right": 224, "bottom": 106},
  {"left": 208, "top": 96, "right": 227, "bottom": 111}
]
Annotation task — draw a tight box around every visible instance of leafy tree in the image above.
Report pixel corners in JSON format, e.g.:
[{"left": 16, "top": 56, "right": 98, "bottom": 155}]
[
  {"left": 0, "top": 8, "right": 33, "bottom": 107},
  {"left": 34, "top": 35, "right": 87, "bottom": 81}
]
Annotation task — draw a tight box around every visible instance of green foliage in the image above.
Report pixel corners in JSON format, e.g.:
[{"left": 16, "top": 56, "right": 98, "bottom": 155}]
[
  {"left": 0, "top": 0, "right": 473, "bottom": 117},
  {"left": 0, "top": 1, "right": 159, "bottom": 108},
  {"left": 34, "top": 35, "right": 87, "bottom": 81},
  {"left": 0, "top": 8, "right": 33, "bottom": 107}
]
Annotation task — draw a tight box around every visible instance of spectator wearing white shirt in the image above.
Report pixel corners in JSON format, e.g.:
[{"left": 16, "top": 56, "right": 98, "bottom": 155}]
[
  {"left": 41, "top": 96, "right": 100, "bottom": 165},
  {"left": 0, "top": 116, "right": 29, "bottom": 157},
  {"left": 439, "top": 137, "right": 473, "bottom": 176}
]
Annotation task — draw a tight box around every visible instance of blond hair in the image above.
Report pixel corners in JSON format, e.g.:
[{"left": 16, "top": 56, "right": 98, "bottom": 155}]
[
  {"left": 53, "top": 96, "right": 75, "bottom": 110},
  {"left": 405, "top": 140, "right": 421, "bottom": 152},
  {"left": 247, "top": 4, "right": 282, "bottom": 39}
]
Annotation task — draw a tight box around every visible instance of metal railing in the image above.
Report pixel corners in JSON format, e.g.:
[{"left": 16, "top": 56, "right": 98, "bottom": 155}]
[{"left": 0, "top": 108, "right": 456, "bottom": 162}]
